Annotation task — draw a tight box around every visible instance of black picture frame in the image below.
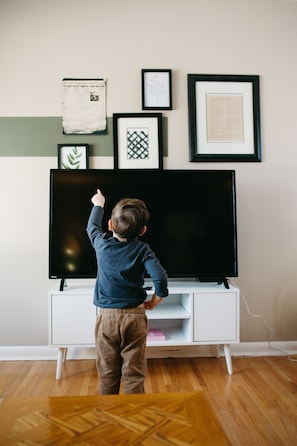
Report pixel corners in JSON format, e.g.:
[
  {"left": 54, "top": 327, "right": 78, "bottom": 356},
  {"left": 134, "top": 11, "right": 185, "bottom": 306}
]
[
  {"left": 57, "top": 144, "right": 89, "bottom": 169},
  {"left": 188, "top": 74, "right": 261, "bottom": 162},
  {"left": 142, "top": 69, "right": 172, "bottom": 110},
  {"left": 113, "top": 113, "right": 163, "bottom": 170}
]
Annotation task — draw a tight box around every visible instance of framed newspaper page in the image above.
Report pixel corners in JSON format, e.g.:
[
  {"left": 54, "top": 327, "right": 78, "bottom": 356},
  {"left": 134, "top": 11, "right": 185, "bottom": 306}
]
[{"left": 62, "top": 78, "right": 106, "bottom": 134}]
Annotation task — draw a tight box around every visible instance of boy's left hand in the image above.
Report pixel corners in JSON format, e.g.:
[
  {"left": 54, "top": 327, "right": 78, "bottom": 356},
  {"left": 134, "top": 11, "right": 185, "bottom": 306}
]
[{"left": 144, "top": 293, "right": 163, "bottom": 310}]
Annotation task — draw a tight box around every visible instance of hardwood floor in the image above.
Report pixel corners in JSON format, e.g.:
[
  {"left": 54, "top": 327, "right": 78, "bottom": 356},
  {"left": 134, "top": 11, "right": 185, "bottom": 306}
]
[{"left": 1, "top": 356, "right": 297, "bottom": 445}]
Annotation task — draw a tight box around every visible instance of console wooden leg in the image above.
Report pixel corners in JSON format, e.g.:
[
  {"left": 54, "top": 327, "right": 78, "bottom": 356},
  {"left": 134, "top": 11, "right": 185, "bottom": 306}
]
[
  {"left": 56, "top": 348, "right": 66, "bottom": 380},
  {"left": 62, "top": 348, "right": 68, "bottom": 363},
  {"left": 223, "top": 344, "right": 233, "bottom": 375}
]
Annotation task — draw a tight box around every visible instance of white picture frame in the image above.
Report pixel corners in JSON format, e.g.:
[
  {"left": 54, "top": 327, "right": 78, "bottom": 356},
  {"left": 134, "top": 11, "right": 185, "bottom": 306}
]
[{"left": 113, "top": 113, "right": 163, "bottom": 169}]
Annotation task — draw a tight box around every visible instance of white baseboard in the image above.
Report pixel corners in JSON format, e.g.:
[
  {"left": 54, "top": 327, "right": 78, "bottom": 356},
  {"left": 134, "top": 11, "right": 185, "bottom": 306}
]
[
  {"left": 0, "top": 342, "right": 296, "bottom": 361},
  {"left": 0, "top": 346, "right": 96, "bottom": 361},
  {"left": 230, "top": 341, "right": 297, "bottom": 357}
]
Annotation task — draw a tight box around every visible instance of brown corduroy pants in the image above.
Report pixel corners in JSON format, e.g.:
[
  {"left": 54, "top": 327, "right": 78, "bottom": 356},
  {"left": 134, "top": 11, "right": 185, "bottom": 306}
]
[{"left": 95, "top": 307, "right": 148, "bottom": 395}]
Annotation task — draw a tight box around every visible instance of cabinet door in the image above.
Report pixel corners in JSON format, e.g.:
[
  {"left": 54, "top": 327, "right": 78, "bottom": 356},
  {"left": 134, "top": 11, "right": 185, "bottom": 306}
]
[
  {"left": 50, "top": 294, "right": 96, "bottom": 345},
  {"left": 193, "top": 292, "right": 238, "bottom": 343}
]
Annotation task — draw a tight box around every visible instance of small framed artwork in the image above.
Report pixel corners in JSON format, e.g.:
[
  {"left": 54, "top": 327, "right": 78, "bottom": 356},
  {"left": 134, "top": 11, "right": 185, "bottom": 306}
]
[
  {"left": 188, "top": 74, "right": 261, "bottom": 162},
  {"left": 62, "top": 78, "right": 107, "bottom": 134},
  {"left": 58, "top": 144, "right": 89, "bottom": 169},
  {"left": 142, "top": 69, "right": 172, "bottom": 110},
  {"left": 113, "top": 113, "right": 163, "bottom": 169}
]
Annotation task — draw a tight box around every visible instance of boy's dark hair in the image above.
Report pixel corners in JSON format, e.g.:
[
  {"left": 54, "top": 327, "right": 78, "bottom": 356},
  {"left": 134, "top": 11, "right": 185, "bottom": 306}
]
[{"left": 111, "top": 198, "right": 150, "bottom": 240}]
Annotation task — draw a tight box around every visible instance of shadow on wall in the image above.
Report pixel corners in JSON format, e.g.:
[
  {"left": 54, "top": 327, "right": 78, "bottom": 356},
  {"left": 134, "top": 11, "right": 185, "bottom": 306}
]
[{"left": 274, "top": 273, "right": 297, "bottom": 340}]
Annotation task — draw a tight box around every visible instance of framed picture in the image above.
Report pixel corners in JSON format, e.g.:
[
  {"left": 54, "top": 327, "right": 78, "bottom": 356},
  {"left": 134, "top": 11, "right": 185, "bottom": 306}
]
[
  {"left": 58, "top": 144, "right": 89, "bottom": 169},
  {"left": 188, "top": 74, "right": 261, "bottom": 162},
  {"left": 113, "top": 113, "right": 163, "bottom": 169},
  {"left": 142, "top": 69, "right": 172, "bottom": 110},
  {"left": 62, "top": 78, "right": 107, "bottom": 134}
]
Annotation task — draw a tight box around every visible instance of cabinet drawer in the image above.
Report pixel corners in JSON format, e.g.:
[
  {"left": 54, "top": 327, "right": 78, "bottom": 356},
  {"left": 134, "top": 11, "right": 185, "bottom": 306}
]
[
  {"left": 50, "top": 294, "right": 96, "bottom": 345},
  {"left": 193, "top": 292, "right": 239, "bottom": 342}
]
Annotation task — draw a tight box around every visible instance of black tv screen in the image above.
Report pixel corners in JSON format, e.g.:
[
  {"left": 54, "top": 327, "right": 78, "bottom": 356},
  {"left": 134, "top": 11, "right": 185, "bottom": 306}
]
[{"left": 49, "top": 169, "right": 238, "bottom": 283}]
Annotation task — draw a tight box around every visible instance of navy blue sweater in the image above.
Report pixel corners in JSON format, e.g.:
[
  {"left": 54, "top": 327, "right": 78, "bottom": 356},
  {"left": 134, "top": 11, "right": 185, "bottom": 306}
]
[{"left": 87, "top": 206, "right": 168, "bottom": 308}]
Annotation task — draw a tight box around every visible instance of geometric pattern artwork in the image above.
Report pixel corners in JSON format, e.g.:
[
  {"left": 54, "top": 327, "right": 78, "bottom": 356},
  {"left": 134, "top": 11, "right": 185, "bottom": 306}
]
[
  {"left": 127, "top": 127, "right": 149, "bottom": 159},
  {"left": 0, "top": 392, "right": 231, "bottom": 445}
]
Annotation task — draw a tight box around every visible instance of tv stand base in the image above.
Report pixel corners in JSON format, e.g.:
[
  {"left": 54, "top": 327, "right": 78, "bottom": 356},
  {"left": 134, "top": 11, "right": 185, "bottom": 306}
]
[
  {"left": 59, "top": 279, "right": 67, "bottom": 291},
  {"left": 197, "top": 277, "right": 230, "bottom": 289},
  {"left": 219, "top": 278, "right": 230, "bottom": 289},
  {"left": 49, "top": 281, "right": 239, "bottom": 380}
]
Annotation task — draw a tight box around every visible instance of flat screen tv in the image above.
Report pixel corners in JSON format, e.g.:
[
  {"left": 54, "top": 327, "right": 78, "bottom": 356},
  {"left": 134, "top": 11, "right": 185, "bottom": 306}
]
[{"left": 49, "top": 169, "right": 238, "bottom": 288}]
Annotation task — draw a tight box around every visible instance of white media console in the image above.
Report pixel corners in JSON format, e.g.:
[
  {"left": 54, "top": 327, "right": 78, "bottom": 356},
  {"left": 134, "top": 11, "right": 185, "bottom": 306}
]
[{"left": 48, "top": 281, "right": 240, "bottom": 379}]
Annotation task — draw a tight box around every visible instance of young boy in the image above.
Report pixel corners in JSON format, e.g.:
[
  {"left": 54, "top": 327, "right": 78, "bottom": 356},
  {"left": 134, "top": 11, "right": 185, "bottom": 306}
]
[{"left": 87, "top": 189, "right": 168, "bottom": 394}]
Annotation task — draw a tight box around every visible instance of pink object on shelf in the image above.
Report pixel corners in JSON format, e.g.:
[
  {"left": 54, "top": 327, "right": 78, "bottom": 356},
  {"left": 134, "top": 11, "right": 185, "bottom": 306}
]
[{"left": 147, "top": 329, "right": 165, "bottom": 341}]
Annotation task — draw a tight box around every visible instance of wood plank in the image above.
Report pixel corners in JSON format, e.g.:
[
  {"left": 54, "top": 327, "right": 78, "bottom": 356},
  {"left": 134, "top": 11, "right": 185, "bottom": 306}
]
[{"left": 0, "top": 392, "right": 231, "bottom": 445}]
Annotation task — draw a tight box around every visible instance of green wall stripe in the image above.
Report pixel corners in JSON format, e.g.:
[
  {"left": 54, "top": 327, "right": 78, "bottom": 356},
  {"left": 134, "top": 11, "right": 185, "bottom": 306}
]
[
  {"left": 0, "top": 116, "right": 168, "bottom": 157},
  {"left": 0, "top": 117, "right": 113, "bottom": 156}
]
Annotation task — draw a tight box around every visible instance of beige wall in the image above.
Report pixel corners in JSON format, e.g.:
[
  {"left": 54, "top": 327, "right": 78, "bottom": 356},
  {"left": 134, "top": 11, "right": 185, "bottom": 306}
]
[{"left": 1, "top": 0, "right": 297, "bottom": 346}]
